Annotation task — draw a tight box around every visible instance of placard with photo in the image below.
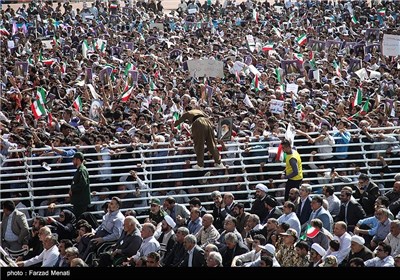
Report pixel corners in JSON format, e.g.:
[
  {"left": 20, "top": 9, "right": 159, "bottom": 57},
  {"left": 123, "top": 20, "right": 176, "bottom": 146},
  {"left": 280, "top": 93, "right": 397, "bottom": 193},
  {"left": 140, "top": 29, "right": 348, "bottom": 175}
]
[{"left": 217, "top": 117, "right": 233, "bottom": 141}]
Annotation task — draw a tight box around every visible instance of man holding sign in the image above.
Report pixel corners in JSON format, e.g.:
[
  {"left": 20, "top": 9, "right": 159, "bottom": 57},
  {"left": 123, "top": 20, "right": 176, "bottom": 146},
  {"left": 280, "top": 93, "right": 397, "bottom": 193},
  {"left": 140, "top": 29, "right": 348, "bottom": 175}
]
[{"left": 174, "top": 108, "right": 224, "bottom": 170}]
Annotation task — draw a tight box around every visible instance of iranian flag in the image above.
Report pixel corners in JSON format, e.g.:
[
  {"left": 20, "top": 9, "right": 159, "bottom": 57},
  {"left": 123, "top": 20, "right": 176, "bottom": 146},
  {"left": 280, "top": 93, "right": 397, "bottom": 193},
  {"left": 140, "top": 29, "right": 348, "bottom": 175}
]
[
  {"left": 36, "top": 87, "right": 46, "bottom": 104},
  {"left": 352, "top": 88, "right": 362, "bottom": 107},
  {"left": 272, "top": 26, "right": 281, "bottom": 38},
  {"left": 31, "top": 100, "right": 46, "bottom": 119},
  {"left": 275, "top": 68, "right": 281, "bottom": 83},
  {"left": 275, "top": 144, "right": 285, "bottom": 162},
  {"left": 262, "top": 43, "right": 274, "bottom": 52},
  {"left": 38, "top": 49, "right": 54, "bottom": 65},
  {"left": 251, "top": 75, "right": 260, "bottom": 92},
  {"left": 60, "top": 62, "right": 66, "bottom": 74},
  {"left": 173, "top": 111, "right": 181, "bottom": 129},
  {"left": 252, "top": 9, "right": 259, "bottom": 23},
  {"left": 235, "top": 71, "right": 241, "bottom": 83},
  {"left": 47, "top": 112, "right": 53, "bottom": 127},
  {"left": 96, "top": 39, "right": 107, "bottom": 53},
  {"left": 73, "top": 96, "right": 83, "bottom": 112},
  {"left": 377, "top": 8, "right": 386, "bottom": 16},
  {"left": 124, "top": 62, "right": 135, "bottom": 76},
  {"left": 296, "top": 34, "right": 307, "bottom": 46},
  {"left": 309, "top": 51, "right": 316, "bottom": 69},
  {"left": 82, "top": 40, "right": 89, "bottom": 59},
  {"left": 360, "top": 97, "right": 370, "bottom": 115},
  {"left": 149, "top": 78, "right": 156, "bottom": 91},
  {"left": 53, "top": 35, "right": 59, "bottom": 46},
  {"left": 0, "top": 27, "right": 10, "bottom": 36},
  {"left": 120, "top": 86, "right": 134, "bottom": 102},
  {"left": 110, "top": 4, "right": 118, "bottom": 9},
  {"left": 28, "top": 56, "right": 34, "bottom": 65},
  {"left": 293, "top": 53, "right": 304, "bottom": 63},
  {"left": 333, "top": 61, "right": 341, "bottom": 77},
  {"left": 351, "top": 15, "right": 359, "bottom": 24}
]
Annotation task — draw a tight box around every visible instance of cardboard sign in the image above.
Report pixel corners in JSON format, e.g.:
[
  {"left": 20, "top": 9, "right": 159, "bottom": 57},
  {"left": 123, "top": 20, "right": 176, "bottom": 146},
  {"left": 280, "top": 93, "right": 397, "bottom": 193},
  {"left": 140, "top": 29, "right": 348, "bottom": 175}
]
[
  {"left": 42, "top": 40, "right": 53, "bottom": 49},
  {"left": 286, "top": 83, "right": 299, "bottom": 94},
  {"left": 246, "top": 35, "right": 256, "bottom": 52},
  {"left": 382, "top": 34, "right": 400, "bottom": 56},
  {"left": 150, "top": 23, "right": 164, "bottom": 30},
  {"left": 270, "top": 99, "right": 284, "bottom": 114},
  {"left": 187, "top": 59, "right": 224, "bottom": 78}
]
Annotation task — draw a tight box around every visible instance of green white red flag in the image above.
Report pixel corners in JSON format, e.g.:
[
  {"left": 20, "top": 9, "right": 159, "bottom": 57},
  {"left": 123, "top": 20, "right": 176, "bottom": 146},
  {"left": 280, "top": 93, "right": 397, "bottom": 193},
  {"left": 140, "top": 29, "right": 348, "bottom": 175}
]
[{"left": 73, "top": 96, "right": 83, "bottom": 112}]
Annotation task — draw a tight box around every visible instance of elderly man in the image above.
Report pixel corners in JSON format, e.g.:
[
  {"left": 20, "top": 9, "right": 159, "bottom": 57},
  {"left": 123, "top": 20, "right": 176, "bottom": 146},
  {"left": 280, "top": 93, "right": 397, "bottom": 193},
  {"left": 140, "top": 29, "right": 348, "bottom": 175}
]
[
  {"left": 179, "top": 234, "right": 205, "bottom": 267},
  {"left": 97, "top": 216, "right": 143, "bottom": 267},
  {"left": 342, "top": 235, "right": 373, "bottom": 266},
  {"left": 16, "top": 234, "right": 59, "bottom": 267},
  {"left": 195, "top": 214, "right": 220, "bottom": 248}
]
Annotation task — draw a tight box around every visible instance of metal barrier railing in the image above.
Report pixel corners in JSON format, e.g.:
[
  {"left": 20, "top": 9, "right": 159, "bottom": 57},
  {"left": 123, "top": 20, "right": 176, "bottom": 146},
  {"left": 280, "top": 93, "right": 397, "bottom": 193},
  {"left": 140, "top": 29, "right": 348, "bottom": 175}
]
[{"left": 0, "top": 126, "right": 399, "bottom": 221}]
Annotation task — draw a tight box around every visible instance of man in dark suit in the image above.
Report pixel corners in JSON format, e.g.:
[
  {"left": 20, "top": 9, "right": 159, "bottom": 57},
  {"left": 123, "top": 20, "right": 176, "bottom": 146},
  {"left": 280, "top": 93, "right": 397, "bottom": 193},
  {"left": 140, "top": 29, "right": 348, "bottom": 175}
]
[
  {"left": 296, "top": 184, "right": 313, "bottom": 226},
  {"left": 69, "top": 152, "right": 91, "bottom": 218},
  {"left": 353, "top": 173, "right": 380, "bottom": 217},
  {"left": 262, "top": 196, "right": 282, "bottom": 225},
  {"left": 219, "top": 232, "right": 249, "bottom": 267},
  {"left": 336, "top": 188, "right": 366, "bottom": 232},
  {"left": 1, "top": 200, "right": 29, "bottom": 251},
  {"left": 179, "top": 234, "right": 205, "bottom": 267}
]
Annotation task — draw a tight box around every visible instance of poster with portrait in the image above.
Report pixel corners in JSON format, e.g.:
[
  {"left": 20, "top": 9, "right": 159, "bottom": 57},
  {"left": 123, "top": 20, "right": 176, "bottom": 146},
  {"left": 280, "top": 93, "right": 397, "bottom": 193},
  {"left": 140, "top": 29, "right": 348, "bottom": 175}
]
[
  {"left": 89, "top": 99, "right": 103, "bottom": 122},
  {"left": 128, "top": 70, "right": 138, "bottom": 87},
  {"left": 309, "top": 40, "right": 326, "bottom": 52},
  {"left": 365, "top": 43, "right": 381, "bottom": 55},
  {"left": 217, "top": 117, "right": 233, "bottom": 142},
  {"left": 348, "top": 58, "right": 362, "bottom": 73},
  {"left": 325, "top": 40, "right": 343, "bottom": 51},
  {"left": 281, "top": 60, "right": 302, "bottom": 75},
  {"left": 99, "top": 67, "right": 110, "bottom": 85},
  {"left": 365, "top": 28, "right": 380, "bottom": 43},
  {"left": 14, "top": 61, "right": 28, "bottom": 77},
  {"left": 121, "top": 42, "right": 134, "bottom": 51},
  {"left": 111, "top": 46, "right": 122, "bottom": 56},
  {"left": 85, "top": 68, "right": 93, "bottom": 84}
]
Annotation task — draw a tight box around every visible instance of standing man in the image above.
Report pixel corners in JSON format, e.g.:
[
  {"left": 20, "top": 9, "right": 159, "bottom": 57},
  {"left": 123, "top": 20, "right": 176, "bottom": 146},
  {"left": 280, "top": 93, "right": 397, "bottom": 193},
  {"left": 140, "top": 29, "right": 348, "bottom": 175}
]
[
  {"left": 174, "top": 107, "right": 224, "bottom": 169},
  {"left": 1, "top": 200, "right": 29, "bottom": 251},
  {"left": 281, "top": 139, "right": 303, "bottom": 201},
  {"left": 69, "top": 152, "right": 91, "bottom": 219}
]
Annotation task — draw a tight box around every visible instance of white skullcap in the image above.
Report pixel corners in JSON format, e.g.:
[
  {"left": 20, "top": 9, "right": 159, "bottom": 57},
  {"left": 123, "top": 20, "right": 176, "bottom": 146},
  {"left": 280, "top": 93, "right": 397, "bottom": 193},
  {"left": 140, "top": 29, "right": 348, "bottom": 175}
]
[
  {"left": 255, "top": 183, "right": 268, "bottom": 193},
  {"left": 259, "top": 244, "right": 275, "bottom": 255},
  {"left": 164, "top": 215, "right": 176, "bottom": 229},
  {"left": 351, "top": 235, "right": 365, "bottom": 246},
  {"left": 311, "top": 243, "right": 326, "bottom": 257}
]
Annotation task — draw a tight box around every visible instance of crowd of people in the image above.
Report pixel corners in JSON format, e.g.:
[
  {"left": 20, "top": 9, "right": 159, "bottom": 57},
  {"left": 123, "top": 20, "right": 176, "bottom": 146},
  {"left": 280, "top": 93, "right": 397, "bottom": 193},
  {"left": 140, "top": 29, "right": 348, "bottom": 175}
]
[{"left": 1, "top": 0, "right": 400, "bottom": 268}]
